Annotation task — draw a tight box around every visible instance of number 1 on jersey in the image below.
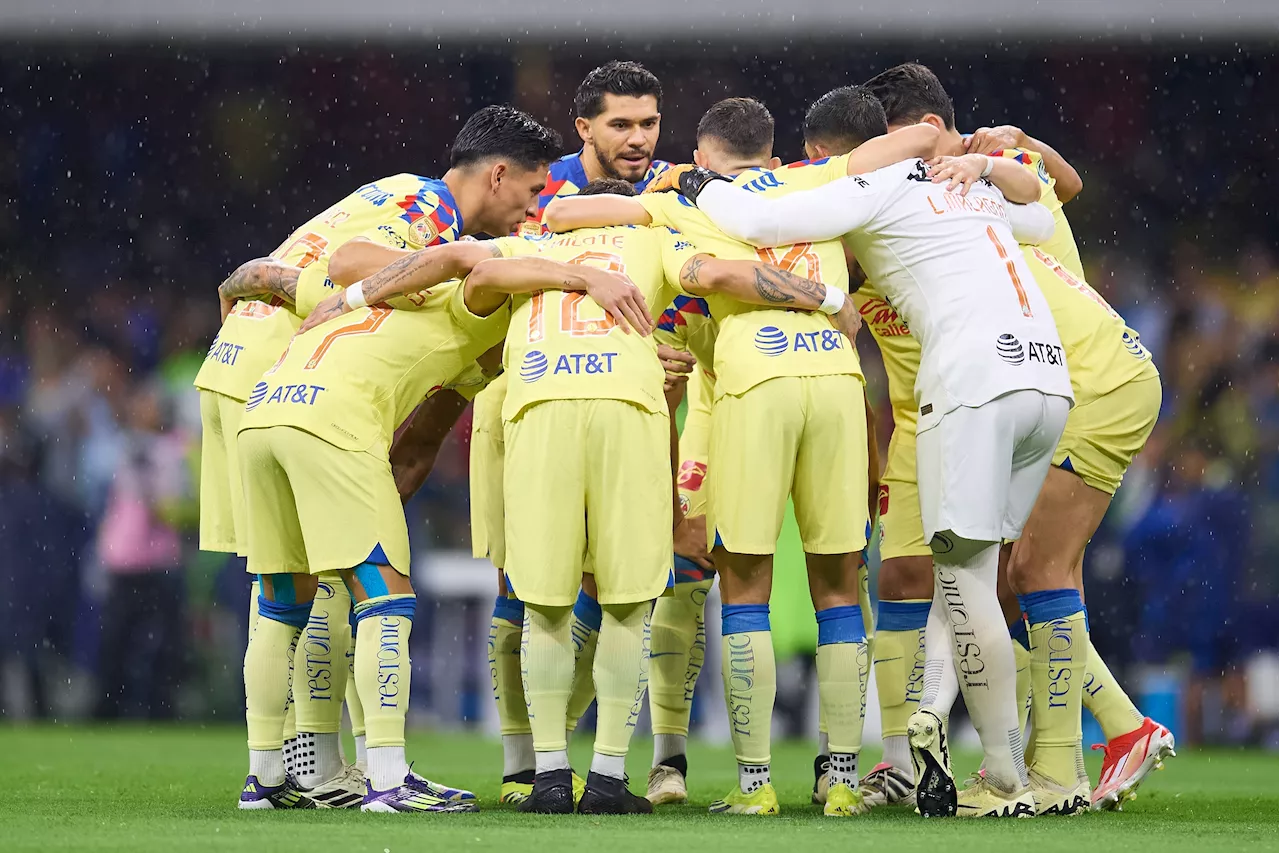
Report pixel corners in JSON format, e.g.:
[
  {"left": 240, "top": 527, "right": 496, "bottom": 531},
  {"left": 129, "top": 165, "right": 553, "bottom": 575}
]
[
  {"left": 986, "top": 226, "right": 1033, "bottom": 318},
  {"left": 527, "top": 251, "right": 626, "bottom": 343}
]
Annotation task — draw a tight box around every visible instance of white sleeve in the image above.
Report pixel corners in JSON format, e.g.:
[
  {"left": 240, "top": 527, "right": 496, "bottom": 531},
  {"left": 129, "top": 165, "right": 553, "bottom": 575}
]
[
  {"left": 1007, "top": 202, "right": 1056, "bottom": 245},
  {"left": 697, "top": 175, "right": 887, "bottom": 248}
]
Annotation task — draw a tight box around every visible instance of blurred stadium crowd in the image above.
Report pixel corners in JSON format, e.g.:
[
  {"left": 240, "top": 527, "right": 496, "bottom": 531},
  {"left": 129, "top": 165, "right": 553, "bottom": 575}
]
[{"left": 0, "top": 43, "right": 1275, "bottom": 745}]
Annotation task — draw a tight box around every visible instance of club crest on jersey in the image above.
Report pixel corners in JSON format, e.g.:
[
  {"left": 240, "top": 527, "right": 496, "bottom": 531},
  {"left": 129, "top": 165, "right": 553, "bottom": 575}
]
[
  {"left": 520, "top": 350, "right": 549, "bottom": 383},
  {"left": 409, "top": 216, "right": 440, "bottom": 246},
  {"left": 996, "top": 333, "right": 1026, "bottom": 365}
]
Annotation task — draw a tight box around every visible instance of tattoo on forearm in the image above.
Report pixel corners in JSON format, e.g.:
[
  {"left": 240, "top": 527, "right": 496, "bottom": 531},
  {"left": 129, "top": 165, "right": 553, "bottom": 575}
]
[
  {"left": 360, "top": 243, "right": 500, "bottom": 305},
  {"left": 751, "top": 264, "right": 826, "bottom": 306},
  {"left": 219, "top": 261, "right": 299, "bottom": 304}
]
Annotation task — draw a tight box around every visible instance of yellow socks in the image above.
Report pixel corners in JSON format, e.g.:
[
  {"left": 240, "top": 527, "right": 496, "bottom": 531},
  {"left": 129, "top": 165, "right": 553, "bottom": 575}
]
[
  {"left": 245, "top": 587, "right": 312, "bottom": 786},
  {"left": 522, "top": 603, "right": 575, "bottom": 768},
  {"left": 293, "top": 576, "right": 351, "bottom": 787},
  {"left": 566, "top": 589, "right": 602, "bottom": 735},
  {"left": 344, "top": 621, "right": 365, "bottom": 767},
  {"left": 815, "top": 605, "right": 869, "bottom": 787},
  {"left": 721, "top": 604, "right": 776, "bottom": 790},
  {"left": 1023, "top": 590, "right": 1087, "bottom": 786},
  {"left": 649, "top": 578, "right": 712, "bottom": 755},
  {"left": 1083, "top": 636, "right": 1145, "bottom": 740},
  {"left": 489, "top": 595, "right": 534, "bottom": 777},
  {"left": 591, "top": 602, "right": 652, "bottom": 774},
  {"left": 353, "top": 593, "right": 416, "bottom": 790},
  {"left": 872, "top": 600, "right": 930, "bottom": 773}
]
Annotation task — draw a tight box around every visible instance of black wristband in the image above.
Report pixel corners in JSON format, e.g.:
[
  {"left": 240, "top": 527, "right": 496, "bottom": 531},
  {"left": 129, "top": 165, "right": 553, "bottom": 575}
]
[{"left": 677, "top": 166, "right": 732, "bottom": 204}]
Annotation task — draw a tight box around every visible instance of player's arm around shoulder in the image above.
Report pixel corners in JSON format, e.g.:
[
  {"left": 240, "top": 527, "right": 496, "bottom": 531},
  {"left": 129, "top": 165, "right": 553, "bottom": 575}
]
[
  {"left": 926, "top": 153, "right": 1040, "bottom": 203},
  {"left": 327, "top": 237, "right": 413, "bottom": 286},
  {"left": 965, "top": 125, "right": 1083, "bottom": 203},
  {"left": 543, "top": 194, "right": 653, "bottom": 232},
  {"left": 845, "top": 123, "right": 940, "bottom": 176},
  {"left": 218, "top": 258, "right": 301, "bottom": 322}
]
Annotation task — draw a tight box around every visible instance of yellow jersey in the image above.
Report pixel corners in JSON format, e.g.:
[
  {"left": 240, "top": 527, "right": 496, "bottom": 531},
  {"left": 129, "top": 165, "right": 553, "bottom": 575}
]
[
  {"left": 194, "top": 174, "right": 466, "bottom": 401},
  {"left": 239, "top": 237, "right": 529, "bottom": 454},
  {"left": 638, "top": 158, "right": 862, "bottom": 399},
  {"left": 991, "top": 148, "right": 1084, "bottom": 279},
  {"left": 501, "top": 226, "right": 700, "bottom": 422}
]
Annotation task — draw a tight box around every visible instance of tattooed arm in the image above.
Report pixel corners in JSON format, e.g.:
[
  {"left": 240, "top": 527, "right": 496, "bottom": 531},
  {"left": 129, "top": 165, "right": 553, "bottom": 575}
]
[
  {"left": 298, "top": 241, "right": 501, "bottom": 333},
  {"left": 677, "top": 254, "right": 862, "bottom": 341},
  {"left": 218, "top": 258, "right": 300, "bottom": 321}
]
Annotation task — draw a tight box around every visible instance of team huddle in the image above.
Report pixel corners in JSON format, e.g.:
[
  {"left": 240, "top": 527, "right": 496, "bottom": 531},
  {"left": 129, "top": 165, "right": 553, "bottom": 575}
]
[{"left": 196, "top": 60, "right": 1176, "bottom": 818}]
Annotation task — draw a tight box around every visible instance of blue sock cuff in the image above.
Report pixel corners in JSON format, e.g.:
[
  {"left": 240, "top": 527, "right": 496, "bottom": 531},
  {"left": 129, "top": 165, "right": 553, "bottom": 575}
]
[
  {"left": 721, "top": 603, "right": 770, "bottom": 635},
  {"left": 257, "top": 595, "right": 313, "bottom": 630},
  {"left": 492, "top": 595, "right": 525, "bottom": 624},
  {"left": 1021, "top": 588, "right": 1085, "bottom": 625},
  {"left": 1009, "top": 617, "right": 1031, "bottom": 650},
  {"left": 876, "top": 600, "right": 931, "bottom": 632},
  {"left": 816, "top": 605, "right": 866, "bottom": 646},
  {"left": 1083, "top": 606, "right": 1091, "bottom": 634},
  {"left": 355, "top": 596, "right": 417, "bottom": 622},
  {"left": 573, "top": 589, "right": 602, "bottom": 632}
]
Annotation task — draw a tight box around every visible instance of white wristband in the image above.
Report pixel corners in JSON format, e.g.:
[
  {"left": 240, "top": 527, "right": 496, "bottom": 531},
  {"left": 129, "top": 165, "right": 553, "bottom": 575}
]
[
  {"left": 980, "top": 155, "right": 996, "bottom": 178},
  {"left": 818, "top": 284, "right": 846, "bottom": 315},
  {"left": 344, "top": 281, "right": 368, "bottom": 310}
]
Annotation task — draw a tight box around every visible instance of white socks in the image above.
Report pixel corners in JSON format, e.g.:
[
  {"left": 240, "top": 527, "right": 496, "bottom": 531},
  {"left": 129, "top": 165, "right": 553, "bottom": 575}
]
[
  {"left": 503, "top": 733, "right": 536, "bottom": 777},
  {"left": 535, "top": 749, "right": 572, "bottom": 774},
  {"left": 934, "top": 538, "right": 1028, "bottom": 790},
  {"left": 590, "top": 752, "right": 627, "bottom": 780},
  {"left": 354, "top": 734, "right": 367, "bottom": 770},
  {"left": 367, "top": 745, "right": 407, "bottom": 792},
  {"left": 882, "top": 735, "right": 912, "bottom": 776},
  {"left": 295, "top": 731, "right": 344, "bottom": 788},
  {"left": 829, "top": 752, "right": 858, "bottom": 788},
  {"left": 250, "top": 749, "right": 285, "bottom": 787},
  {"left": 921, "top": 596, "right": 959, "bottom": 714},
  {"left": 653, "top": 733, "right": 687, "bottom": 767},
  {"left": 738, "top": 763, "right": 770, "bottom": 793}
]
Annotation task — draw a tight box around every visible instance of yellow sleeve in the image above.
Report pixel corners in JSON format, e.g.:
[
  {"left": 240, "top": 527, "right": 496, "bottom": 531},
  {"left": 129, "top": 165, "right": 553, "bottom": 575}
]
[
  {"left": 295, "top": 265, "right": 340, "bottom": 319},
  {"left": 657, "top": 229, "right": 704, "bottom": 295},
  {"left": 491, "top": 235, "right": 541, "bottom": 258},
  {"left": 447, "top": 279, "right": 513, "bottom": 342},
  {"left": 637, "top": 193, "right": 682, "bottom": 229},
  {"left": 437, "top": 362, "right": 494, "bottom": 400}
]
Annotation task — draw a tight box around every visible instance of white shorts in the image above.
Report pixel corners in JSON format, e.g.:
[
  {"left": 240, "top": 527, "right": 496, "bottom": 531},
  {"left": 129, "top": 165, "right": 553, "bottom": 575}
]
[{"left": 916, "top": 389, "right": 1070, "bottom": 548}]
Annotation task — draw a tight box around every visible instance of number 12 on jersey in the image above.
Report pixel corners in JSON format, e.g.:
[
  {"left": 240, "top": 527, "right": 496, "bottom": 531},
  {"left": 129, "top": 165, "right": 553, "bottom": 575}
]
[{"left": 527, "top": 251, "right": 625, "bottom": 343}]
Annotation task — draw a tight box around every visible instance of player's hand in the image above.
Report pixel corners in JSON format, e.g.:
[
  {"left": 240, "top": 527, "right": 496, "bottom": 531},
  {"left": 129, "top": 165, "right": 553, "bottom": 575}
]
[
  {"left": 298, "top": 292, "right": 350, "bottom": 334},
  {"left": 657, "top": 345, "right": 696, "bottom": 391},
  {"left": 581, "top": 269, "right": 653, "bottom": 336},
  {"left": 642, "top": 163, "right": 694, "bottom": 194},
  {"left": 674, "top": 515, "right": 714, "bottom": 571},
  {"left": 965, "top": 125, "right": 1026, "bottom": 156},
  {"left": 926, "top": 154, "right": 989, "bottom": 196},
  {"left": 831, "top": 299, "right": 862, "bottom": 343}
]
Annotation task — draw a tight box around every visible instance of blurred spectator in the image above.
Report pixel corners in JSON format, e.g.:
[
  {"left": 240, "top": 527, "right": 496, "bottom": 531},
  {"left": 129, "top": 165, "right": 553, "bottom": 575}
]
[{"left": 92, "top": 383, "right": 196, "bottom": 719}]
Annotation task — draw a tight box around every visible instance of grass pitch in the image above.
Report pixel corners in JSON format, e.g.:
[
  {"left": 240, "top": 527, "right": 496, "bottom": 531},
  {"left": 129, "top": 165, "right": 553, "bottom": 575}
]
[{"left": 2, "top": 725, "right": 1275, "bottom": 852}]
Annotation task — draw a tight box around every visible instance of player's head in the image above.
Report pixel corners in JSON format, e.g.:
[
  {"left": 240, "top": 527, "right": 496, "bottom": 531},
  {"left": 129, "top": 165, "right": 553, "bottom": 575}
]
[
  {"left": 574, "top": 61, "right": 663, "bottom": 182},
  {"left": 693, "top": 97, "right": 781, "bottom": 175},
  {"left": 449, "top": 105, "right": 562, "bottom": 235},
  {"left": 802, "top": 86, "right": 889, "bottom": 159},
  {"left": 863, "top": 63, "right": 955, "bottom": 133},
  {"left": 578, "top": 178, "right": 638, "bottom": 197}
]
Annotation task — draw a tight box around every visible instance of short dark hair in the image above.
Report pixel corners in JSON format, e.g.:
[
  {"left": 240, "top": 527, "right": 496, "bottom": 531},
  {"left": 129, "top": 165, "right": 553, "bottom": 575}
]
[
  {"left": 863, "top": 63, "right": 955, "bottom": 130},
  {"left": 803, "top": 86, "right": 888, "bottom": 152},
  {"left": 449, "top": 105, "right": 562, "bottom": 171},
  {"left": 574, "top": 61, "right": 663, "bottom": 119},
  {"left": 577, "top": 178, "right": 637, "bottom": 197},
  {"left": 696, "top": 97, "right": 775, "bottom": 159}
]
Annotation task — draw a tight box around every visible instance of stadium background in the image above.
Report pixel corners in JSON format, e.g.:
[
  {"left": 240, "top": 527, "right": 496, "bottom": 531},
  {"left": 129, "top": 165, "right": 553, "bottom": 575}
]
[{"left": 0, "top": 3, "right": 1275, "bottom": 754}]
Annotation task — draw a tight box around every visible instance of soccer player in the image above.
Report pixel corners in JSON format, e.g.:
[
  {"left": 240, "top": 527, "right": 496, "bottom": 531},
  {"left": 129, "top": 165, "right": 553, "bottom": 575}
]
[
  {"left": 546, "top": 100, "right": 939, "bottom": 817},
  {"left": 487, "top": 59, "right": 671, "bottom": 806},
  {"left": 858, "top": 64, "right": 1173, "bottom": 812},
  {"left": 231, "top": 108, "right": 564, "bottom": 813},
  {"left": 208, "top": 104, "right": 554, "bottom": 808},
  {"left": 671, "top": 115, "right": 1077, "bottom": 817}
]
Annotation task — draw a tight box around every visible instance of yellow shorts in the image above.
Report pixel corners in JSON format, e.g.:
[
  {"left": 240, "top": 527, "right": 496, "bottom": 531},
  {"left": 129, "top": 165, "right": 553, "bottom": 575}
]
[
  {"left": 469, "top": 375, "right": 507, "bottom": 568},
  {"left": 677, "top": 365, "right": 713, "bottom": 519},
  {"left": 238, "top": 425, "right": 410, "bottom": 576},
  {"left": 878, "top": 419, "right": 932, "bottom": 561},
  {"left": 503, "top": 399, "right": 672, "bottom": 607},
  {"left": 708, "top": 374, "right": 868, "bottom": 555},
  {"left": 1053, "top": 373, "right": 1162, "bottom": 495},
  {"left": 199, "top": 390, "right": 247, "bottom": 555}
]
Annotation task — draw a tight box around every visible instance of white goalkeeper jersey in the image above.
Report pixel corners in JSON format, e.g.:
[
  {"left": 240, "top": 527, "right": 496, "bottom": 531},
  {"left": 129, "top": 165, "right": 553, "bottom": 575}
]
[{"left": 696, "top": 158, "right": 1074, "bottom": 423}]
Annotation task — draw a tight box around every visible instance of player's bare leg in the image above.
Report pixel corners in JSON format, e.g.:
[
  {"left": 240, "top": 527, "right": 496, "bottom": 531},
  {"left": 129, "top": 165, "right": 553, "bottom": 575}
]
[
  {"left": 807, "top": 552, "right": 871, "bottom": 816},
  {"left": 240, "top": 572, "right": 319, "bottom": 810},
  {"left": 341, "top": 563, "right": 475, "bottom": 814},
  {"left": 1007, "top": 466, "right": 1107, "bottom": 815},
  {"left": 861, "top": 555, "right": 932, "bottom": 808},
  {"left": 709, "top": 550, "right": 780, "bottom": 816}
]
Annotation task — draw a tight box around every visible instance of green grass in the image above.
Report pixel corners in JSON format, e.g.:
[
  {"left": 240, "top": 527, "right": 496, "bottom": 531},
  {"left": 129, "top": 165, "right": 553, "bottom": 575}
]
[{"left": 1, "top": 726, "right": 1275, "bottom": 852}]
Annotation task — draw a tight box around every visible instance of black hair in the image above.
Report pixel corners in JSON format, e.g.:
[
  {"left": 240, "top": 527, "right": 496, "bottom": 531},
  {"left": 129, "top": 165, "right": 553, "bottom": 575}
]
[
  {"left": 574, "top": 61, "right": 663, "bottom": 119},
  {"left": 803, "top": 86, "right": 889, "bottom": 152},
  {"left": 862, "top": 63, "right": 956, "bottom": 130},
  {"left": 696, "top": 97, "right": 775, "bottom": 159},
  {"left": 449, "top": 105, "right": 562, "bottom": 171},
  {"left": 577, "top": 178, "right": 637, "bottom": 197}
]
